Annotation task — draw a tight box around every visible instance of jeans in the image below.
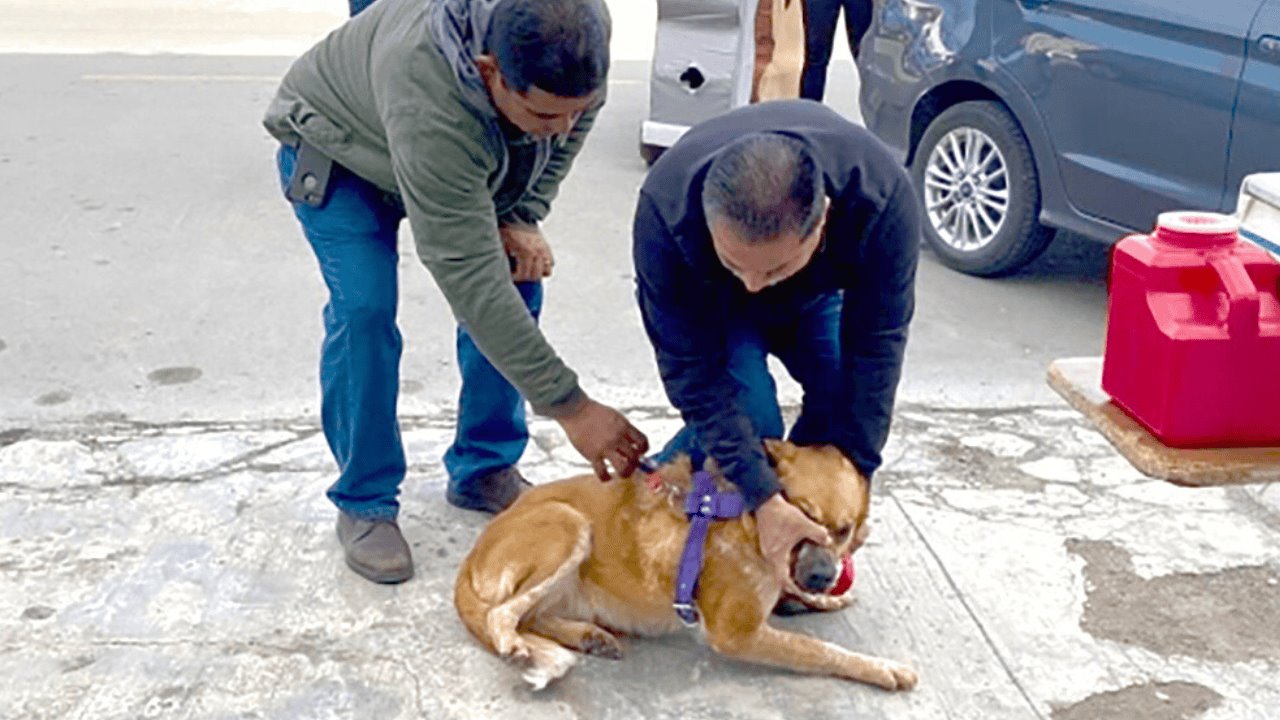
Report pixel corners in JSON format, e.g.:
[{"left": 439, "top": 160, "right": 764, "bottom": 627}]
[
  {"left": 276, "top": 144, "right": 541, "bottom": 520},
  {"left": 655, "top": 290, "right": 843, "bottom": 467},
  {"left": 348, "top": 0, "right": 376, "bottom": 16},
  {"left": 801, "top": 0, "right": 873, "bottom": 101}
]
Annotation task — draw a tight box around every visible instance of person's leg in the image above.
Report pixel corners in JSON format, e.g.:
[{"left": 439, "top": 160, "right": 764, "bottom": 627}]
[
  {"left": 801, "top": 0, "right": 841, "bottom": 101},
  {"left": 768, "top": 292, "right": 843, "bottom": 445},
  {"left": 841, "top": 0, "right": 874, "bottom": 61},
  {"left": 443, "top": 281, "right": 541, "bottom": 511},
  {"left": 652, "top": 321, "right": 785, "bottom": 468},
  {"left": 728, "top": 325, "right": 787, "bottom": 442},
  {"left": 277, "top": 144, "right": 407, "bottom": 522},
  {"left": 348, "top": 0, "right": 376, "bottom": 16}
]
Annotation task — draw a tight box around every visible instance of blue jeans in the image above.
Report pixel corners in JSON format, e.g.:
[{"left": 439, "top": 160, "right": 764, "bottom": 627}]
[
  {"left": 348, "top": 0, "right": 375, "bottom": 16},
  {"left": 277, "top": 144, "right": 541, "bottom": 520},
  {"left": 655, "top": 291, "right": 844, "bottom": 467}
]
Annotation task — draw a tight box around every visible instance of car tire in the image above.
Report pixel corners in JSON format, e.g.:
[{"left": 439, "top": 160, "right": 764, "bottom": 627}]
[{"left": 910, "top": 100, "right": 1054, "bottom": 277}]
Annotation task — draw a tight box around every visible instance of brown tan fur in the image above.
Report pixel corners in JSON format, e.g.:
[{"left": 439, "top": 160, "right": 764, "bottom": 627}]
[{"left": 453, "top": 440, "right": 917, "bottom": 691}]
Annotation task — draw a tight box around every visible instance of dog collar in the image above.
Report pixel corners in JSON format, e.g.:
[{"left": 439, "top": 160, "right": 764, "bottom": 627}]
[{"left": 673, "top": 470, "right": 745, "bottom": 626}]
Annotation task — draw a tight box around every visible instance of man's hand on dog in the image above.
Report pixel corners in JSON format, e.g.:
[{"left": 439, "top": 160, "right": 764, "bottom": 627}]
[
  {"left": 755, "top": 493, "right": 831, "bottom": 595},
  {"left": 557, "top": 398, "right": 649, "bottom": 481},
  {"left": 500, "top": 223, "right": 554, "bottom": 282}
]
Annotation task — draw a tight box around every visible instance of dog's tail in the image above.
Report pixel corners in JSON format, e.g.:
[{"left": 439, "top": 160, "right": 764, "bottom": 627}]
[
  {"left": 453, "top": 503, "right": 593, "bottom": 689},
  {"left": 454, "top": 565, "right": 499, "bottom": 654}
]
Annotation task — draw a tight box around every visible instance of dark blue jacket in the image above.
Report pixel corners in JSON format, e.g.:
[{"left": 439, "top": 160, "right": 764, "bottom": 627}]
[{"left": 633, "top": 100, "right": 919, "bottom": 509}]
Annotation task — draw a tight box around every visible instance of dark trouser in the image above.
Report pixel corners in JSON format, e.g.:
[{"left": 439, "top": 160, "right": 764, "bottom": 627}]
[
  {"left": 801, "top": 0, "right": 873, "bottom": 101},
  {"left": 348, "top": 0, "right": 375, "bottom": 16},
  {"left": 654, "top": 291, "right": 843, "bottom": 468}
]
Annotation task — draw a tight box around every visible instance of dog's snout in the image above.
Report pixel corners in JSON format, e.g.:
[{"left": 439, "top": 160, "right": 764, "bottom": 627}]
[
  {"left": 793, "top": 541, "right": 839, "bottom": 593},
  {"left": 802, "top": 566, "right": 836, "bottom": 593}
]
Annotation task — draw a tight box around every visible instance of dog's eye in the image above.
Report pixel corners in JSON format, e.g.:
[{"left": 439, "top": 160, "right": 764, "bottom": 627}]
[{"left": 835, "top": 524, "right": 854, "bottom": 541}]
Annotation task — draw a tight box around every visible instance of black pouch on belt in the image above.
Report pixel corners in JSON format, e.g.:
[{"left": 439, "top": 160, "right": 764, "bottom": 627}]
[{"left": 286, "top": 142, "right": 336, "bottom": 208}]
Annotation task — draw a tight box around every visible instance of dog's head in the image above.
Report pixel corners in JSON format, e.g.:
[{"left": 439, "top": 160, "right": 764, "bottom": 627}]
[{"left": 764, "top": 439, "right": 872, "bottom": 594}]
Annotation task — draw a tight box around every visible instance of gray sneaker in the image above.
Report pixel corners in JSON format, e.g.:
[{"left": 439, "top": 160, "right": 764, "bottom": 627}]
[
  {"left": 446, "top": 466, "right": 532, "bottom": 514},
  {"left": 336, "top": 512, "right": 414, "bottom": 584}
]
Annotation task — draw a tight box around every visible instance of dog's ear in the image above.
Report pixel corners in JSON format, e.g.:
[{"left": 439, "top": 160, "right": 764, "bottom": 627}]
[{"left": 763, "top": 438, "right": 797, "bottom": 464}]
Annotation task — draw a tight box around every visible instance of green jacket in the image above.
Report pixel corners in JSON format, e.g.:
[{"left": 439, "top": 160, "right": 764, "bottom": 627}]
[{"left": 264, "top": 0, "right": 604, "bottom": 416}]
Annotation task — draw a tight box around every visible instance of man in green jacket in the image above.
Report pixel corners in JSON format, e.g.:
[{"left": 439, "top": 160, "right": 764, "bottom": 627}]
[{"left": 264, "top": 0, "right": 648, "bottom": 584}]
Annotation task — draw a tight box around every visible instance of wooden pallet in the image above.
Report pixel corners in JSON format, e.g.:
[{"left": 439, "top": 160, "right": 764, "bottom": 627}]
[{"left": 1047, "top": 357, "right": 1280, "bottom": 486}]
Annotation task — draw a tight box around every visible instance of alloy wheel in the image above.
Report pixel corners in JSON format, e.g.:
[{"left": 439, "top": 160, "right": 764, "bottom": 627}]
[{"left": 922, "top": 127, "right": 1010, "bottom": 252}]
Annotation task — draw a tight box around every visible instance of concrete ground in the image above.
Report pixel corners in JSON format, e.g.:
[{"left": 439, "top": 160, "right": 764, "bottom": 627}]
[
  {"left": 2, "top": 2, "right": 1278, "bottom": 719},
  {"left": 3, "top": 408, "right": 1279, "bottom": 719}
]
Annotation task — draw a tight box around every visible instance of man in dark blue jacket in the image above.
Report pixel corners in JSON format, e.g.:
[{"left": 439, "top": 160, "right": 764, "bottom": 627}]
[{"left": 633, "top": 100, "right": 919, "bottom": 592}]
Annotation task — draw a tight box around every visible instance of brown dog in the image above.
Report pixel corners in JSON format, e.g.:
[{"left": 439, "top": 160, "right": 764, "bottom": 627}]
[{"left": 453, "top": 439, "right": 918, "bottom": 691}]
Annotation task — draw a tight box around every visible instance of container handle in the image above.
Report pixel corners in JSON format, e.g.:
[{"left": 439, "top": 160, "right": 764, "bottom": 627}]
[{"left": 1208, "top": 255, "right": 1260, "bottom": 336}]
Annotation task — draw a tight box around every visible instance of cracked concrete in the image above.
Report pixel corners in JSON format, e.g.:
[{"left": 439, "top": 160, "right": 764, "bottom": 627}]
[{"left": 2, "top": 404, "right": 1278, "bottom": 719}]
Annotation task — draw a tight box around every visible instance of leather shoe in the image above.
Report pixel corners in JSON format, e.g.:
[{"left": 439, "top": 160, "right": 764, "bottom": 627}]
[
  {"left": 336, "top": 512, "right": 414, "bottom": 584},
  {"left": 446, "top": 466, "right": 532, "bottom": 514}
]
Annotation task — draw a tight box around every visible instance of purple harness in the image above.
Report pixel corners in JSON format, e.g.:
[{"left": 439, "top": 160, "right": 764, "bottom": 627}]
[{"left": 673, "top": 470, "right": 746, "bottom": 626}]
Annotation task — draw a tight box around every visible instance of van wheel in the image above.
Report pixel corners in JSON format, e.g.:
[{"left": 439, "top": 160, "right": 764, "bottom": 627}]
[{"left": 911, "top": 101, "right": 1054, "bottom": 276}]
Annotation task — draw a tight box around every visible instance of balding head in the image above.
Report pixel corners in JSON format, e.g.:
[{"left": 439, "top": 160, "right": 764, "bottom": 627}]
[{"left": 702, "top": 133, "right": 825, "bottom": 244}]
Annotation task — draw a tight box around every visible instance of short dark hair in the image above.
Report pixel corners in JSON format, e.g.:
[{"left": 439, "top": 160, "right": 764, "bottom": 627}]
[
  {"left": 485, "top": 0, "right": 610, "bottom": 98},
  {"left": 702, "top": 133, "right": 825, "bottom": 244}
]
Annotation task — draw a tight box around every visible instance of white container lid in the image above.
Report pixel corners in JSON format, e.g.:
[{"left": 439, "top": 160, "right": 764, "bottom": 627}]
[{"left": 1156, "top": 211, "right": 1239, "bottom": 236}]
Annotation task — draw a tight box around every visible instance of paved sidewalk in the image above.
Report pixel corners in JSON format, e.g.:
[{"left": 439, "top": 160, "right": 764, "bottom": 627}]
[{"left": 2, "top": 405, "right": 1278, "bottom": 719}]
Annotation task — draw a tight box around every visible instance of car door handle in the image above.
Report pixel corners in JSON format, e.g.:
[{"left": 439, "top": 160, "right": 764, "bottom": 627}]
[{"left": 1260, "top": 35, "right": 1280, "bottom": 56}]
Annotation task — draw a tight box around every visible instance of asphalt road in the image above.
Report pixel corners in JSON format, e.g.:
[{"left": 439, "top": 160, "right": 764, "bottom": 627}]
[{"left": 0, "top": 4, "right": 1111, "bottom": 429}]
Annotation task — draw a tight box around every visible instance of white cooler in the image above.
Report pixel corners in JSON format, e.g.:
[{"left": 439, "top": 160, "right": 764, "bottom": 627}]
[{"left": 1238, "top": 172, "right": 1280, "bottom": 259}]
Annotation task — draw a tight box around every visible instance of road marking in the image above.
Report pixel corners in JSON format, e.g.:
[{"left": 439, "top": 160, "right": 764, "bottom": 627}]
[{"left": 81, "top": 74, "right": 646, "bottom": 85}]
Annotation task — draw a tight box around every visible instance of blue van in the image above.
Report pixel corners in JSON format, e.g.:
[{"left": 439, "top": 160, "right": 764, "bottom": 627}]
[{"left": 857, "top": 0, "right": 1280, "bottom": 275}]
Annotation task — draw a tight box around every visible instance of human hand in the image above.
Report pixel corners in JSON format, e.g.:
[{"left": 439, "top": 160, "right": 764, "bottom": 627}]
[
  {"left": 500, "top": 223, "right": 554, "bottom": 282},
  {"left": 754, "top": 493, "right": 831, "bottom": 595},
  {"left": 556, "top": 398, "right": 650, "bottom": 481}
]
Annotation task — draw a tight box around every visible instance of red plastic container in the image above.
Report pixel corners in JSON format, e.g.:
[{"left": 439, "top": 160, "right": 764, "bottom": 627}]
[{"left": 1102, "top": 212, "right": 1280, "bottom": 448}]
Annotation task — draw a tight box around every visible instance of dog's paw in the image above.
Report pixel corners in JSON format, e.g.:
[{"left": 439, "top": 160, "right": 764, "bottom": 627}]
[
  {"left": 774, "top": 589, "right": 854, "bottom": 616},
  {"left": 805, "top": 590, "right": 857, "bottom": 612},
  {"left": 828, "top": 588, "right": 857, "bottom": 610},
  {"left": 520, "top": 641, "right": 578, "bottom": 691},
  {"left": 579, "top": 629, "right": 624, "bottom": 660},
  {"left": 496, "top": 635, "right": 532, "bottom": 664},
  {"left": 869, "top": 660, "right": 918, "bottom": 692}
]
